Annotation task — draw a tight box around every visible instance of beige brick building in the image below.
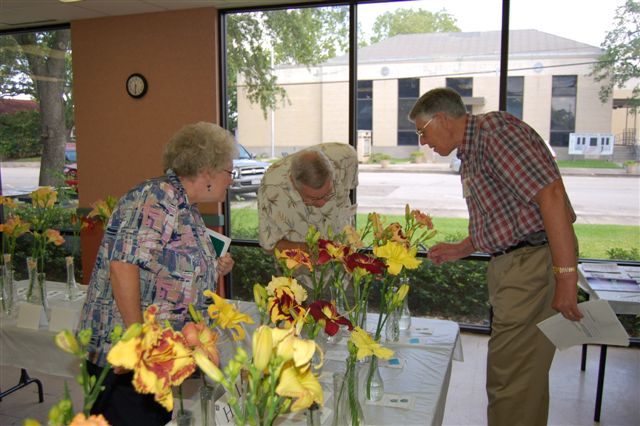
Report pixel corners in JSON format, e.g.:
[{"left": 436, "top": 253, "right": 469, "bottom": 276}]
[{"left": 237, "top": 30, "right": 635, "bottom": 162}]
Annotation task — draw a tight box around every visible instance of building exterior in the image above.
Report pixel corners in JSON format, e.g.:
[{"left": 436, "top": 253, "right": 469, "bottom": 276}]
[{"left": 237, "top": 29, "right": 623, "bottom": 161}]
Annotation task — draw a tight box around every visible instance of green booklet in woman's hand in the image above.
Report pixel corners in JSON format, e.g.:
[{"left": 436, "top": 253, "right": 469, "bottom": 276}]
[{"left": 206, "top": 228, "right": 231, "bottom": 257}]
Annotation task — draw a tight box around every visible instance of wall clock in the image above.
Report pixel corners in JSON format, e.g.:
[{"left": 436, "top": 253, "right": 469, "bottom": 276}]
[{"left": 126, "top": 73, "right": 148, "bottom": 99}]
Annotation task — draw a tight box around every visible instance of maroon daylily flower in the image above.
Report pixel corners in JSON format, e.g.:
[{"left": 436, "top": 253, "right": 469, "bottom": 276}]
[
  {"left": 343, "top": 252, "right": 387, "bottom": 275},
  {"left": 308, "top": 300, "right": 353, "bottom": 336},
  {"left": 317, "top": 239, "right": 351, "bottom": 265}
]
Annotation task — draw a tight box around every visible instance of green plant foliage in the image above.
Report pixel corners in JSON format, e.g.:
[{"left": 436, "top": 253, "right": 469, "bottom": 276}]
[
  {"left": 606, "top": 247, "right": 640, "bottom": 261},
  {"left": 369, "top": 8, "right": 460, "bottom": 44},
  {"left": 0, "top": 110, "right": 41, "bottom": 159}
]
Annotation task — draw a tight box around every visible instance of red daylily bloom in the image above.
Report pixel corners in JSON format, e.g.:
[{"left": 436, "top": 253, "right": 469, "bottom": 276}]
[
  {"left": 343, "top": 252, "right": 387, "bottom": 275},
  {"left": 308, "top": 300, "right": 353, "bottom": 336},
  {"left": 317, "top": 239, "right": 351, "bottom": 265}
]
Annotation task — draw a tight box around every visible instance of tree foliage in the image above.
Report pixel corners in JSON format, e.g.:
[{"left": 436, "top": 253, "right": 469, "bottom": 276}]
[
  {"left": 225, "top": 7, "right": 349, "bottom": 132},
  {"left": 369, "top": 8, "right": 460, "bottom": 45},
  {"left": 591, "top": 0, "right": 640, "bottom": 108},
  {"left": 1, "top": 30, "right": 73, "bottom": 185}
]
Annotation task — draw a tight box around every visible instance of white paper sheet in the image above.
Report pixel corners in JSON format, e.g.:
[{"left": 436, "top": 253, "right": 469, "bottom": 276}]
[{"left": 537, "top": 300, "right": 629, "bottom": 350}]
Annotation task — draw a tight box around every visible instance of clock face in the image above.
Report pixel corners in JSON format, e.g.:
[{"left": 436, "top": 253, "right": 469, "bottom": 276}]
[{"left": 126, "top": 73, "right": 147, "bottom": 98}]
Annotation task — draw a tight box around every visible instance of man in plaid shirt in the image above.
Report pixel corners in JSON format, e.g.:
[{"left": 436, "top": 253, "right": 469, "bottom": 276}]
[{"left": 410, "top": 88, "right": 582, "bottom": 426}]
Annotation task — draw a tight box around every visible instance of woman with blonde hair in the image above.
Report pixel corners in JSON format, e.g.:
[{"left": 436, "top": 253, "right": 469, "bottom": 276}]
[{"left": 78, "top": 121, "right": 237, "bottom": 425}]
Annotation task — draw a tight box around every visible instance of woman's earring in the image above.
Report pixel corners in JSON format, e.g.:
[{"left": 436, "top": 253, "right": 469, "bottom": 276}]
[{"left": 207, "top": 184, "right": 212, "bottom": 192}]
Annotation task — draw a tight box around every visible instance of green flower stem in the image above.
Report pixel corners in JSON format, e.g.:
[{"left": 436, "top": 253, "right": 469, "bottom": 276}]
[{"left": 83, "top": 362, "right": 112, "bottom": 415}]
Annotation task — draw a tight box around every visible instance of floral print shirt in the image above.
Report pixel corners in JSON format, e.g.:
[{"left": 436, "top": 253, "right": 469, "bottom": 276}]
[
  {"left": 78, "top": 170, "right": 218, "bottom": 366},
  {"left": 258, "top": 143, "right": 359, "bottom": 251}
]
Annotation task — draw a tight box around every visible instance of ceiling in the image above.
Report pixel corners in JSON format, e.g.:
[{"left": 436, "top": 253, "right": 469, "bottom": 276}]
[{"left": 0, "top": 0, "right": 321, "bottom": 32}]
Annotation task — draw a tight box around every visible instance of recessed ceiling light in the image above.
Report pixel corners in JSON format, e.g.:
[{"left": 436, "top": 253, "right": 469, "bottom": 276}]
[{"left": 59, "top": 0, "right": 85, "bottom": 3}]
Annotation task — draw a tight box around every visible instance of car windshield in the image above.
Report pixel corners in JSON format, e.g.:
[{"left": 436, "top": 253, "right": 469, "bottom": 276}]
[{"left": 237, "top": 144, "right": 252, "bottom": 160}]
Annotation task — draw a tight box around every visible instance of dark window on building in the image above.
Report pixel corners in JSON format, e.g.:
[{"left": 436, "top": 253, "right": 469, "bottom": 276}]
[
  {"left": 357, "top": 80, "right": 372, "bottom": 131},
  {"left": 550, "top": 75, "right": 577, "bottom": 147},
  {"left": 446, "top": 77, "right": 473, "bottom": 113},
  {"left": 397, "top": 78, "right": 420, "bottom": 146},
  {"left": 507, "top": 76, "right": 524, "bottom": 119}
]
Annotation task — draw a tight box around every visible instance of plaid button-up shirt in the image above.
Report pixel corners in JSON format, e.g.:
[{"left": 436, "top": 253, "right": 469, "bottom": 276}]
[{"left": 457, "top": 112, "right": 575, "bottom": 253}]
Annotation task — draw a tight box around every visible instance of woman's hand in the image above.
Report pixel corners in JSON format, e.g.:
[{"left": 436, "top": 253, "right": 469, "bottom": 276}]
[{"left": 217, "top": 252, "right": 234, "bottom": 276}]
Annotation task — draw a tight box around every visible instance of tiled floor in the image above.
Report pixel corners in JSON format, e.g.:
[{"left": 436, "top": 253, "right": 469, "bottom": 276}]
[{"left": 1, "top": 332, "right": 638, "bottom": 425}]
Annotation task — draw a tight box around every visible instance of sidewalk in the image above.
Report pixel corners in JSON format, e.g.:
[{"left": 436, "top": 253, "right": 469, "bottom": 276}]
[
  {"left": 3, "top": 160, "right": 637, "bottom": 177},
  {"left": 359, "top": 161, "right": 638, "bottom": 177}
]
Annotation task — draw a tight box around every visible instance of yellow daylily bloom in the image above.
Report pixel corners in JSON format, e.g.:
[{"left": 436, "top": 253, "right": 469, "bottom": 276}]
[
  {"left": 30, "top": 187, "right": 57, "bottom": 208},
  {"left": 106, "top": 305, "right": 196, "bottom": 412},
  {"left": 0, "top": 196, "right": 17, "bottom": 209},
  {"left": 44, "top": 228, "right": 65, "bottom": 246},
  {"left": 349, "top": 327, "right": 394, "bottom": 360},
  {"left": 68, "top": 413, "right": 110, "bottom": 426},
  {"left": 0, "top": 216, "right": 30, "bottom": 238},
  {"left": 252, "top": 326, "right": 273, "bottom": 370},
  {"left": 204, "top": 290, "right": 254, "bottom": 340},
  {"left": 275, "top": 362, "right": 323, "bottom": 412},
  {"left": 373, "top": 241, "right": 421, "bottom": 275},
  {"left": 266, "top": 276, "right": 307, "bottom": 304},
  {"left": 275, "top": 334, "right": 315, "bottom": 370}
]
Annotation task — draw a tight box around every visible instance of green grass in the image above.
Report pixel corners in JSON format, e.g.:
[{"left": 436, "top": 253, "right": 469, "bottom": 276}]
[
  {"left": 556, "top": 159, "right": 622, "bottom": 169},
  {"left": 230, "top": 208, "right": 640, "bottom": 260}
]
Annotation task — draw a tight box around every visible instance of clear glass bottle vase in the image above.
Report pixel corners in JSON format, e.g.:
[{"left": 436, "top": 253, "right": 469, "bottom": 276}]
[
  {"left": 332, "top": 357, "right": 364, "bottom": 426},
  {"left": 2, "top": 261, "right": 16, "bottom": 317},
  {"left": 398, "top": 277, "right": 412, "bottom": 331},
  {"left": 199, "top": 383, "right": 216, "bottom": 426},
  {"left": 385, "top": 308, "right": 400, "bottom": 343},
  {"left": 65, "top": 256, "right": 79, "bottom": 300},
  {"left": 365, "top": 355, "right": 384, "bottom": 402}
]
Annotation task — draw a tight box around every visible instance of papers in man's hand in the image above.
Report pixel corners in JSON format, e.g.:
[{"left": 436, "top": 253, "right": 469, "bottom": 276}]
[
  {"left": 206, "top": 228, "right": 231, "bottom": 257},
  {"left": 537, "top": 300, "right": 629, "bottom": 350}
]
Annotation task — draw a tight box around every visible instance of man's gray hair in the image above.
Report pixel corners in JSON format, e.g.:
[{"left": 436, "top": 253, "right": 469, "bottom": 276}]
[
  {"left": 163, "top": 122, "right": 238, "bottom": 178},
  {"left": 409, "top": 87, "right": 467, "bottom": 122},
  {"left": 290, "top": 149, "right": 334, "bottom": 190}
]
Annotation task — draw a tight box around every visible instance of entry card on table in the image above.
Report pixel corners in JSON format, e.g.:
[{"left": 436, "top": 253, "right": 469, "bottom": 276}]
[
  {"left": 16, "top": 302, "right": 48, "bottom": 330},
  {"left": 49, "top": 304, "right": 81, "bottom": 332},
  {"left": 365, "top": 393, "right": 416, "bottom": 410}
]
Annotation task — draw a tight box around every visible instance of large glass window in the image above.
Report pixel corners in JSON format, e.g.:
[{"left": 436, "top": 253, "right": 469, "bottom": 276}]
[
  {"left": 507, "top": 76, "right": 524, "bottom": 119},
  {"left": 550, "top": 75, "right": 577, "bottom": 147},
  {"left": 397, "top": 78, "right": 420, "bottom": 146},
  {"left": 223, "top": 0, "right": 638, "bottom": 334},
  {"left": 357, "top": 80, "right": 373, "bottom": 130}
]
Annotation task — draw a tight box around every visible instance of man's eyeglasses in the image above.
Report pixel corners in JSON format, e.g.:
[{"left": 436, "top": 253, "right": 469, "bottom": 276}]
[{"left": 415, "top": 117, "right": 434, "bottom": 138}]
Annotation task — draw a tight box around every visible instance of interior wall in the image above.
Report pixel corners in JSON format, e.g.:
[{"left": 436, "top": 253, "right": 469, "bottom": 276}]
[
  {"left": 71, "top": 7, "right": 221, "bottom": 282},
  {"left": 72, "top": 7, "right": 220, "bottom": 202}
]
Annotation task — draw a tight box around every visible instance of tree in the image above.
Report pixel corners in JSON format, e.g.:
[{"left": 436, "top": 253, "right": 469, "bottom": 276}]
[
  {"left": 591, "top": 0, "right": 640, "bottom": 109},
  {"left": 369, "top": 8, "right": 460, "bottom": 45},
  {"left": 0, "top": 29, "right": 72, "bottom": 186},
  {"left": 225, "top": 7, "right": 349, "bottom": 133}
]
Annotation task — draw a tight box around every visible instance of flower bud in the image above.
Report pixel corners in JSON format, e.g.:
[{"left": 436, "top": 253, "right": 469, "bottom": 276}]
[
  {"left": 253, "top": 284, "right": 268, "bottom": 308},
  {"left": 121, "top": 323, "right": 142, "bottom": 341},
  {"left": 194, "top": 351, "right": 224, "bottom": 383},
  {"left": 54, "top": 330, "right": 80, "bottom": 355},
  {"left": 252, "top": 326, "right": 273, "bottom": 370}
]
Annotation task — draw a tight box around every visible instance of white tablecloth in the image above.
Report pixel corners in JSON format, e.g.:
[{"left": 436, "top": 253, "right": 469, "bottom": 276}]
[
  {"left": 176, "top": 301, "right": 463, "bottom": 426},
  {"left": 1, "top": 290, "right": 462, "bottom": 426},
  {"left": 0, "top": 280, "right": 86, "bottom": 378}
]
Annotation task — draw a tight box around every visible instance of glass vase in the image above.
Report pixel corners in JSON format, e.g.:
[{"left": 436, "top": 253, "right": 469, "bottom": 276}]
[
  {"left": 199, "top": 383, "right": 216, "bottom": 426},
  {"left": 306, "top": 402, "right": 322, "bottom": 426},
  {"left": 385, "top": 308, "right": 400, "bottom": 343},
  {"left": 332, "top": 355, "right": 364, "bottom": 426},
  {"left": 2, "top": 266, "right": 16, "bottom": 317},
  {"left": 365, "top": 355, "right": 384, "bottom": 402},
  {"left": 398, "top": 277, "right": 412, "bottom": 331},
  {"left": 176, "top": 409, "right": 194, "bottom": 426},
  {"left": 25, "top": 257, "right": 39, "bottom": 303},
  {"left": 65, "top": 256, "right": 79, "bottom": 300}
]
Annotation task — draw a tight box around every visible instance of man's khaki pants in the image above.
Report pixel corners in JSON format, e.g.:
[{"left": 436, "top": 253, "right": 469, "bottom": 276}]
[{"left": 486, "top": 245, "right": 557, "bottom": 426}]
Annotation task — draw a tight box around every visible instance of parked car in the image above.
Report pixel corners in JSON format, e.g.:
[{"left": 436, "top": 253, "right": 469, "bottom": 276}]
[
  {"left": 230, "top": 144, "right": 270, "bottom": 194},
  {"left": 63, "top": 142, "right": 78, "bottom": 188}
]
